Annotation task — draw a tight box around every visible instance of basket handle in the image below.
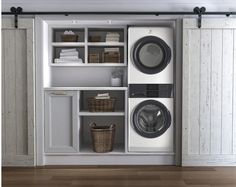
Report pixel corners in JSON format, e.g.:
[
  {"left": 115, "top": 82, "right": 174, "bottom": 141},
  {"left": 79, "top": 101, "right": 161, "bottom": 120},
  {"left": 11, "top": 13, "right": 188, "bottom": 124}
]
[{"left": 89, "top": 122, "right": 96, "bottom": 128}]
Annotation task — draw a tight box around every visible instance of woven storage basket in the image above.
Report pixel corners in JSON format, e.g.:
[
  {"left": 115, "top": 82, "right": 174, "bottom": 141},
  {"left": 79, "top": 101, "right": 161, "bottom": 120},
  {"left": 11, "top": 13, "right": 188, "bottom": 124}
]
[
  {"left": 88, "top": 97, "right": 116, "bottom": 112},
  {"left": 102, "top": 52, "right": 120, "bottom": 63},
  {"left": 89, "top": 53, "right": 100, "bottom": 63},
  {"left": 61, "top": 34, "right": 78, "bottom": 42},
  {"left": 90, "top": 123, "right": 115, "bottom": 153},
  {"left": 89, "top": 36, "right": 101, "bottom": 42}
]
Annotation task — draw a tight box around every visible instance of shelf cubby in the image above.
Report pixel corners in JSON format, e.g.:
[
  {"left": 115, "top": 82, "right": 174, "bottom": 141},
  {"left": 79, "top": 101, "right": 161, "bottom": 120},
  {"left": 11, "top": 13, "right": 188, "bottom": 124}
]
[
  {"left": 53, "top": 28, "right": 85, "bottom": 43},
  {"left": 79, "top": 90, "right": 125, "bottom": 112},
  {"left": 79, "top": 116, "right": 125, "bottom": 153},
  {"left": 88, "top": 28, "right": 124, "bottom": 43},
  {"left": 52, "top": 46, "right": 85, "bottom": 64}
]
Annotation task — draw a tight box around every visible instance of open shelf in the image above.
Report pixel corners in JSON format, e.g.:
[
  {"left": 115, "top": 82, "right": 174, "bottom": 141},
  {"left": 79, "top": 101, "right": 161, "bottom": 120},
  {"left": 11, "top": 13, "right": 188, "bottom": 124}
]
[
  {"left": 44, "top": 87, "right": 128, "bottom": 90},
  {"left": 80, "top": 90, "right": 125, "bottom": 112},
  {"left": 87, "top": 42, "right": 125, "bottom": 46},
  {"left": 50, "top": 26, "right": 126, "bottom": 67},
  {"left": 80, "top": 144, "right": 125, "bottom": 154},
  {"left": 52, "top": 42, "right": 85, "bottom": 47},
  {"left": 79, "top": 116, "right": 125, "bottom": 154},
  {"left": 50, "top": 63, "right": 126, "bottom": 67},
  {"left": 79, "top": 111, "right": 125, "bottom": 116}
]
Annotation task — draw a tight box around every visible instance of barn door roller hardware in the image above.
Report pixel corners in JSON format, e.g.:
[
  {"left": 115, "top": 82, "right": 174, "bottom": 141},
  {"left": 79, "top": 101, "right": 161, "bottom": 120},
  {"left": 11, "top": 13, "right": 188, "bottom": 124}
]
[
  {"left": 10, "top": 7, "right": 23, "bottom": 28},
  {"left": 3, "top": 6, "right": 236, "bottom": 29},
  {"left": 193, "top": 7, "right": 206, "bottom": 28}
]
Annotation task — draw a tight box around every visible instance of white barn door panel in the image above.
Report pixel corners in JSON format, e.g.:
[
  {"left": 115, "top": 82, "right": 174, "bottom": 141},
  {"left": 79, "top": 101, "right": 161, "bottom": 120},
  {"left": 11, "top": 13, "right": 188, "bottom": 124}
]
[
  {"left": 182, "top": 18, "right": 236, "bottom": 166},
  {"left": 2, "top": 18, "right": 35, "bottom": 166}
]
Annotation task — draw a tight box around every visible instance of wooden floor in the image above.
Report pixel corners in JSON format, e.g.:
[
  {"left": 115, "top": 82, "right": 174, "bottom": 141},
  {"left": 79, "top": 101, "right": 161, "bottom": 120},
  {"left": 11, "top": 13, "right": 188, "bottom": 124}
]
[{"left": 2, "top": 166, "right": 236, "bottom": 187}]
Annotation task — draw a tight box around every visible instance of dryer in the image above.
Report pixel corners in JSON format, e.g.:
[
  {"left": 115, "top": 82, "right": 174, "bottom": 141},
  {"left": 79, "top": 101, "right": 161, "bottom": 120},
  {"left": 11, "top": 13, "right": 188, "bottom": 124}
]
[
  {"left": 128, "top": 27, "right": 173, "bottom": 84},
  {"left": 128, "top": 84, "right": 174, "bottom": 152}
]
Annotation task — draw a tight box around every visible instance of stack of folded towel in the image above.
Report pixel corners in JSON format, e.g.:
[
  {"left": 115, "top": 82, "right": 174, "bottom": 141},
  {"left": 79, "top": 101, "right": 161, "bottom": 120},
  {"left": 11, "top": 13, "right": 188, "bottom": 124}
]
[
  {"left": 105, "top": 32, "right": 120, "bottom": 42},
  {"left": 95, "top": 93, "right": 110, "bottom": 99},
  {"left": 104, "top": 47, "right": 119, "bottom": 53},
  {"left": 54, "top": 48, "right": 83, "bottom": 63}
]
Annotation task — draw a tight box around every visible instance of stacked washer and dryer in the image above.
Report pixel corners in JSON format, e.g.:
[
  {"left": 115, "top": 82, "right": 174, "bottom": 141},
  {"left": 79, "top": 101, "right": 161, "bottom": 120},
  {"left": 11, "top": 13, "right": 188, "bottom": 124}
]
[{"left": 128, "top": 27, "right": 174, "bottom": 153}]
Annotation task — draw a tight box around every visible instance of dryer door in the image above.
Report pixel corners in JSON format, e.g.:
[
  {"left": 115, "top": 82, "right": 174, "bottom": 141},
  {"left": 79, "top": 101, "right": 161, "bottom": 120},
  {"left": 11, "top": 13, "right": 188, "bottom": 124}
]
[
  {"left": 132, "top": 100, "right": 171, "bottom": 138},
  {"left": 132, "top": 36, "right": 171, "bottom": 74}
]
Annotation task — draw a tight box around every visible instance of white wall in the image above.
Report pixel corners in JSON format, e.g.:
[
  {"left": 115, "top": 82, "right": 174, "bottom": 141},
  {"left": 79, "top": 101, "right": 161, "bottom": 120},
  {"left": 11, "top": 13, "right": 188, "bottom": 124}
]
[{"left": 2, "top": 0, "right": 236, "bottom": 12}]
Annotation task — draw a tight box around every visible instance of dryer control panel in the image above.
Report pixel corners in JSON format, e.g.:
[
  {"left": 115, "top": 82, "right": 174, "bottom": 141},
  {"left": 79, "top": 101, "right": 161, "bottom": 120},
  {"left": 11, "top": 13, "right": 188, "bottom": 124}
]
[{"left": 129, "top": 84, "right": 173, "bottom": 98}]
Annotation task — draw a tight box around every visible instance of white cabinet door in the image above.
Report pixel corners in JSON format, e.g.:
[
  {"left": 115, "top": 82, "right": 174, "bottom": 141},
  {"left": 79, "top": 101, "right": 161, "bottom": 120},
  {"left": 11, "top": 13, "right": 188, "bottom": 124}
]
[
  {"left": 182, "top": 18, "right": 236, "bottom": 166},
  {"left": 45, "top": 91, "right": 79, "bottom": 153}
]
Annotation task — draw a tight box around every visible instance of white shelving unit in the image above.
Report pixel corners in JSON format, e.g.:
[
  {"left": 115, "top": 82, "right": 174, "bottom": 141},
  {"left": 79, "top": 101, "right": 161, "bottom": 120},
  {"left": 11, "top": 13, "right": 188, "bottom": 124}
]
[
  {"left": 42, "top": 22, "right": 130, "bottom": 158},
  {"left": 44, "top": 22, "right": 128, "bottom": 155},
  {"left": 50, "top": 26, "right": 127, "bottom": 66}
]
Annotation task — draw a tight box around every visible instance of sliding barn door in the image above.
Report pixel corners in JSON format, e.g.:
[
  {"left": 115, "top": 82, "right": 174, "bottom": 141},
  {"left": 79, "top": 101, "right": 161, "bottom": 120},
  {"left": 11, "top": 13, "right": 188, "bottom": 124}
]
[
  {"left": 2, "top": 18, "right": 35, "bottom": 166},
  {"left": 182, "top": 18, "right": 236, "bottom": 166}
]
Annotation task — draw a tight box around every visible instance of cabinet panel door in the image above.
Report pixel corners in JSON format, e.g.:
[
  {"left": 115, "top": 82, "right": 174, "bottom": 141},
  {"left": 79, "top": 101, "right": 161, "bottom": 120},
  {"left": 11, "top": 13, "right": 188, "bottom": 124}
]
[{"left": 45, "top": 91, "right": 79, "bottom": 153}]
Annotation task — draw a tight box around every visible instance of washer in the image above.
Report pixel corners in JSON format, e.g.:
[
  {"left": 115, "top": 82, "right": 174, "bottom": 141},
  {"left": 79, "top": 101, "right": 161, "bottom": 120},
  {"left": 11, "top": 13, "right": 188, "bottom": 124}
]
[
  {"left": 128, "top": 27, "right": 173, "bottom": 84},
  {"left": 128, "top": 84, "right": 174, "bottom": 152}
]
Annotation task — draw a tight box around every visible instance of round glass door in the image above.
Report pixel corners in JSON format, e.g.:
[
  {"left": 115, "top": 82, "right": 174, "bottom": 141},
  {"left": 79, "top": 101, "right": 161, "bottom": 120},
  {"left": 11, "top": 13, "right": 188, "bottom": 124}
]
[
  {"left": 132, "top": 100, "right": 171, "bottom": 138},
  {"left": 132, "top": 36, "right": 171, "bottom": 74}
]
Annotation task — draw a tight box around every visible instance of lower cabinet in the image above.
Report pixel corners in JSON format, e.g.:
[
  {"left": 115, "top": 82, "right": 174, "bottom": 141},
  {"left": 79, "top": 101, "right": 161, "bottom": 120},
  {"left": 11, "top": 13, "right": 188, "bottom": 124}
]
[
  {"left": 44, "top": 90, "right": 79, "bottom": 153},
  {"left": 44, "top": 89, "right": 127, "bottom": 154}
]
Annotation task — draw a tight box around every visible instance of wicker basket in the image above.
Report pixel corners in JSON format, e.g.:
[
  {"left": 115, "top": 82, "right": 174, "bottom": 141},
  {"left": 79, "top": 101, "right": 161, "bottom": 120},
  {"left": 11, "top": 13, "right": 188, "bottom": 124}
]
[
  {"left": 102, "top": 52, "right": 120, "bottom": 63},
  {"left": 90, "top": 123, "right": 115, "bottom": 153},
  {"left": 89, "top": 36, "right": 101, "bottom": 42},
  {"left": 88, "top": 97, "right": 116, "bottom": 112},
  {"left": 61, "top": 34, "right": 78, "bottom": 42},
  {"left": 89, "top": 53, "right": 100, "bottom": 63}
]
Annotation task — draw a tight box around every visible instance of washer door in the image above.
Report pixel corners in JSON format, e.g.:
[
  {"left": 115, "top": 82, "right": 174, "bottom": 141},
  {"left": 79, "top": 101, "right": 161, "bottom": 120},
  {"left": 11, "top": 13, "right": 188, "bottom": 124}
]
[
  {"left": 132, "top": 36, "right": 171, "bottom": 74},
  {"left": 132, "top": 100, "right": 171, "bottom": 138}
]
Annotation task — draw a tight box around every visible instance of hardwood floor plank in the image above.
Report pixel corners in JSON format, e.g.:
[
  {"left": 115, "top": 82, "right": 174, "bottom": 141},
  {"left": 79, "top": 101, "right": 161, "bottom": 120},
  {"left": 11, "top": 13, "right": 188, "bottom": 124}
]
[{"left": 2, "top": 166, "right": 236, "bottom": 187}]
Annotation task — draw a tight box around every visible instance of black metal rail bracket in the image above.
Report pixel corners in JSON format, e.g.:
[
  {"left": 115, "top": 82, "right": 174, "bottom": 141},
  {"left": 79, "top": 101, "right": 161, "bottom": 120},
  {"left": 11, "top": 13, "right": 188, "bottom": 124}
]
[
  {"left": 10, "top": 6, "right": 23, "bottom": 28},
  {"left": 193, "top": 6, "right": 206, "bottom": 28}
]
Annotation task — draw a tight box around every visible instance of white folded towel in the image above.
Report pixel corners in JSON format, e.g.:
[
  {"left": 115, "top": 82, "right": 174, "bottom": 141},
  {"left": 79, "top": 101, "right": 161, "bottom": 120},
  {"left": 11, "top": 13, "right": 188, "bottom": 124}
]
[
  {"left": 54, "top": 58, "right": 83, "bottom": 63},
  {"left": 61, "top": 48, "right": 77, "bottom": 53},
  {"left": 95, "top": 93, "right": 110, "bottom": 99},
  {"left": 60, "top": 51, "right": 79, "bottom": 57},
  {"left": 60, "top": 56, "right": 79, "bottom": 59},
  {"left": 95, "top": 96, "right": 110, "bottom": 99},
  {"left": 97, "top": 93, "right": 109, "bottom": 97}
]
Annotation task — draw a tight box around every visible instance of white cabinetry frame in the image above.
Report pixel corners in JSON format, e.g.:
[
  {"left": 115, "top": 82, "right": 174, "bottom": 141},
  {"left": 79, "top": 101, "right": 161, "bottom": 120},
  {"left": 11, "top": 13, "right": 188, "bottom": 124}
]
[
  {"left": 45, "top": 91, "right": 79, "bottom": 153},
  {"left": 36, "top": 16, "right": 178, "bottom": 165}
]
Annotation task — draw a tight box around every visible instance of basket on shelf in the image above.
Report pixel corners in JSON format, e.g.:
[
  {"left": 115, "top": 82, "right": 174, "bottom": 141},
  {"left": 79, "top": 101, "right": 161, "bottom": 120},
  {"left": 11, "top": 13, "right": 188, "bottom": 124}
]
[
  {"left": 102, "top": 52, "right": 120, "bottom": 63},
  {"left": 88, "top": 97, "right": 116, "bottom": 112},
  {"left": 90, "top": 123, "right": 116, "bottom": 153},
  {"left": 89, "top": 36, "right": 101, "bottom": 42},
  {"left": 61, "top": 34, "right": 78, "bottom": 42},
  {"left": 89, "top": 53, "right": 100, "bottom": 63}
]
